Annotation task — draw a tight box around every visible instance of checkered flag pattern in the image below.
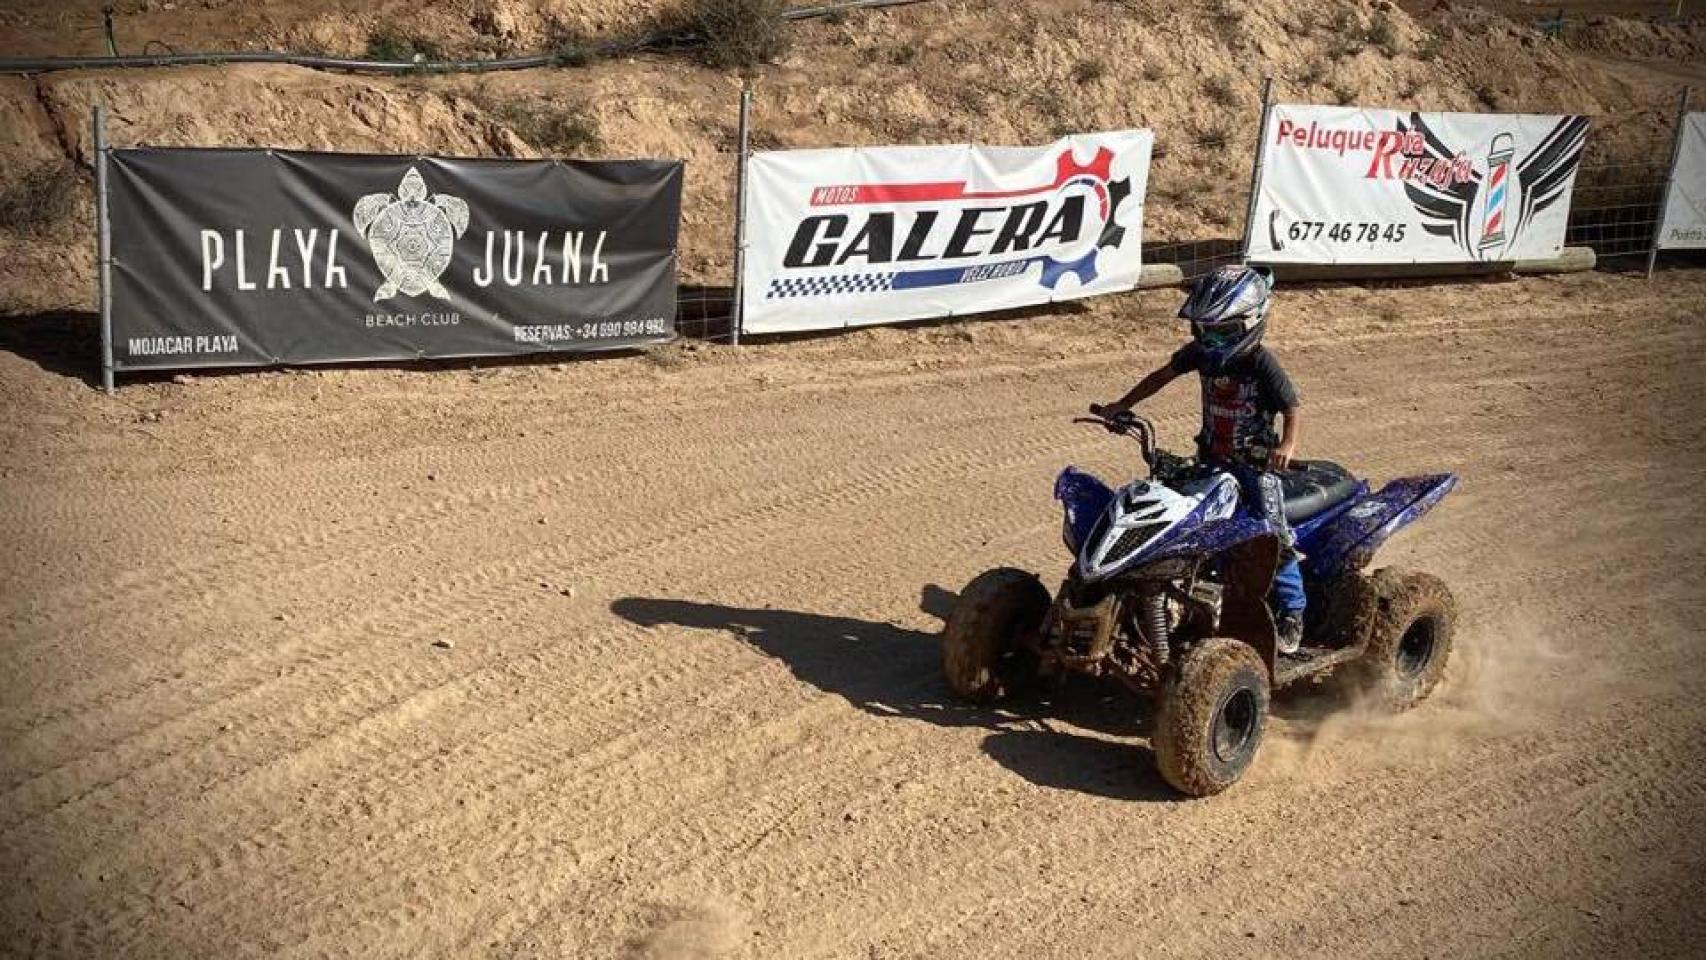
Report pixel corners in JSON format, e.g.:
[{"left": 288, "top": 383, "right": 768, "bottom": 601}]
[{"left": 766, "top": 273, "right": 896, "bottom": 299}]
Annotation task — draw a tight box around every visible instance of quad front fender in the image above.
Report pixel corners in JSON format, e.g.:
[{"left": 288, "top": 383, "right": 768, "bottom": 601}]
[
  {"left": 1141, "top": 517, "right": 1273, "bottom": 566},
  {"left": 1055, "top": 467, "right": 1113, "bottom": 554}
]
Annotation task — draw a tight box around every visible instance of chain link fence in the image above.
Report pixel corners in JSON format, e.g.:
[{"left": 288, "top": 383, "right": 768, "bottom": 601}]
[{"left": 1564, "top": 93, "right": 1691, "bottom": 265}]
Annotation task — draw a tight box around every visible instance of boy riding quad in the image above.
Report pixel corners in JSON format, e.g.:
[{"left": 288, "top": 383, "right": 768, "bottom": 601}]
[
  {"left": 940, "top": 267, "right": 1459, "bottom": 797},
  {"left": 1094, "top": 266, "right": 1307, "bottom": 654}
]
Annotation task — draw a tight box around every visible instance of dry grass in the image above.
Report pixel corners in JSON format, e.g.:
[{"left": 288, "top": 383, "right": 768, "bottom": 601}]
[
  {"left": 675, "top": 0, "right": 790, "bottom": 72},
  {"left": 477, "top": 98, "right": 602, "bottom": 155},
  {"left": 0, "top": 163, "right": 82, "bottom": 235},
  {"left": 364, "top": 26, "right": 443, "bottom": 62},
  {"left": 1194, "top": 124, "right": 1231, "bottom": 150},
  {"left": 1071, "top": 58, "right": 1107, "bottom": 85},
  {"left": 1368, "top": 13, "right": 1404, "bottom": 56},
  {"left": 1201, "top": 74, "right": 1239, "bottom": 106}
]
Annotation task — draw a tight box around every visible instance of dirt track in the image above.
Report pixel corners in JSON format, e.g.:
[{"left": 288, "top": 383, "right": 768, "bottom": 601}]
[{"left": 3, "top": 271, "right": 1706, "bottom": 958}]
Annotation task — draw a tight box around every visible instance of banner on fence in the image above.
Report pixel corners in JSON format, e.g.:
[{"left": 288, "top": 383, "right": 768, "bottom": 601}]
[
  {"left": 1657, "top": 112, "right": 1706, "bottom": 250},
  {"left": 106, "top": 149, "right": 682, "bottom": 371},
  {"left": 740, "top": 132, "right": 1153, "bottom": 334},
  {"left": 1247, "top": 105, "right": 1589, "bottom": 264}
]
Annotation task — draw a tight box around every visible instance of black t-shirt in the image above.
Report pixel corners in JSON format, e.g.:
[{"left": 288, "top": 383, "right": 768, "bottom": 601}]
[{"left": 1169, "top": 343, "right": 1301, "bottom": 464}]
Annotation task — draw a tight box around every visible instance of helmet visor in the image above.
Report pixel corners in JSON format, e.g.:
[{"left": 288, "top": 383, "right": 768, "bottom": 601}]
[{"left": 1194, "top": 318, "right": 1247, "bottom": 350}]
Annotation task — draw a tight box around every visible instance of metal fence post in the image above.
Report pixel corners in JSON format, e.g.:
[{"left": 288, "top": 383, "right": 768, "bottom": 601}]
[
  {"left": 1240, "top": 76, "right": 1275, "bottom": 266},
  {"left": 730, "top": 80, "right": 754, "bottom": 346},
  {"left": 1647, "top": 86, "right": 1692, "bottom": 280},
  {"left": 94, "top": 103, "right": 115, "bottom": 394}
]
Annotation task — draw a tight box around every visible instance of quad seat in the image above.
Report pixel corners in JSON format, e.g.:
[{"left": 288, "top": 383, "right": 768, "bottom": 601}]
[{"left": 1280, "top": 460, "right": 1361, "bottom": 523}]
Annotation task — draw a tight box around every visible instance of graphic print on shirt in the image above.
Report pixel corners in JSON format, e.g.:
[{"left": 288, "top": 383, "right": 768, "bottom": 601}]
[{"left": 1201, "top": 374, "right": 1270, "bottom": 461}]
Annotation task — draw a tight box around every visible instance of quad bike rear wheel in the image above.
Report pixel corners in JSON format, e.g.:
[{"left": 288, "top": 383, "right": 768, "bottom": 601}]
[
  {"left": 1356, "top": 567, "right": 1456, "bottom": 710},
  {"left": 1152, "top": 637, "right": 1271, "bottom": 797},
  {"left": 941, "top": 568, "right": 1049, "bottom": 704}
]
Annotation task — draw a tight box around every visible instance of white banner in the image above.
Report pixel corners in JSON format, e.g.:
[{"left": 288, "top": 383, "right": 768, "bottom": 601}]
[
  {"left": 1248, "top": 105, "right": 1589, "bottom": 264},
  {"left": 740, "top": 132, "right": 1152, "bottom": 334},
  {"left": 1657, "top": 112, "right": 1706, "bottom": 250}
]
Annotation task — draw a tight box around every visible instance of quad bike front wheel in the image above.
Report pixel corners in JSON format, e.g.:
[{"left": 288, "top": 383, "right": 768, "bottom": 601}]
[
  {"left": 1152, "top": 637, "right": 1271, "bottom": 797},
  {"left": 941, "top": 568, "right": 1049, "bottom": 704},
  {"left": 1356, "top": 567, "right": 1457, "bottom": 710}
]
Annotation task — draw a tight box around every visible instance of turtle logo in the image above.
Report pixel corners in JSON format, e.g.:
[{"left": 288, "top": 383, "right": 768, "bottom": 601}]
[{"left": 353, "top": 167, "right": 469, "bottom": 301}]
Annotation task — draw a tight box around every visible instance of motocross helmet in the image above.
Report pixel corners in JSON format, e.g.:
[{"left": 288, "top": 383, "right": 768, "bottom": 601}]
[{"left": 1178, "top": 264, "right": 1274, "bottom": 374}]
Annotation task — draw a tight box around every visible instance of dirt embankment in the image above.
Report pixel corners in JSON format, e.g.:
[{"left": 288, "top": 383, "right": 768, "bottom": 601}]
[{"left": 1, "top": 0, "right": 1701, "bottom": 316}]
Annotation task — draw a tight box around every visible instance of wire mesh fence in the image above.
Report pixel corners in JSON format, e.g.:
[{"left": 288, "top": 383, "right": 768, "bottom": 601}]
[
  {"left": 1564, "top": 100, "right": 1686, "bottom": 262},
  {"left": 1566, "top": 151, "right": 1674, "bottom": 260},
  {"left": 1142, "top": 238, "right": 1246, "bottom": 283},
  {"left": 676, "top": 285, "right": 736, "bottom": 341}
]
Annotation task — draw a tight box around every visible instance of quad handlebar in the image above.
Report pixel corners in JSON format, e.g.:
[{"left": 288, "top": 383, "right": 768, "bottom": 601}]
[{"left": 1076, "top": 405, "right": 1158, "bottom": 470}]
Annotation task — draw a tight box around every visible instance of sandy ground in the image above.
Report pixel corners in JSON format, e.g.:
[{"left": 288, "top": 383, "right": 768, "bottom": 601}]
[{"left": 2, "top": 270, "right": 1705, "bottom": 958}]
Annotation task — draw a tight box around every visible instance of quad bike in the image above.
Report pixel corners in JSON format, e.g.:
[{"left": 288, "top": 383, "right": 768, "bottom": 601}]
[{"left": 942, "top": 410, "right": 1458, "bottom": 797}]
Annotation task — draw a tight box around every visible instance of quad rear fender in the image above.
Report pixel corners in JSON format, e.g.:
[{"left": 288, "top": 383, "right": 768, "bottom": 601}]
[{"left": 1301, "top": 474, "right": 1458, "bottom": 581}]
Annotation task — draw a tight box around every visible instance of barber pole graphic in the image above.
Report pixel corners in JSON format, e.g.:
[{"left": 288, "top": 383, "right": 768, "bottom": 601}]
[
  {"left": 1250, "top": 106, "right": 1587, "bottom": 264},
  {"left": 1478, "top": 133, "right": 1515, "bottom": 254}
]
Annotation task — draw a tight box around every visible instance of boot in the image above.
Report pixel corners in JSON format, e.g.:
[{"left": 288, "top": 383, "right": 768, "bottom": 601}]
[{"left": 1277, "top": 611, "right": 1304, "bottom": 655}]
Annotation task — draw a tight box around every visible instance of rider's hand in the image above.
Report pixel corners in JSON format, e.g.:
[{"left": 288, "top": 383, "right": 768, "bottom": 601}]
[
  {"left": 1091, "top": 402, "right": 1126, "bottom": 418},
  {"left": 1268, "top": 443, "right": 1295, "bottom": 471}
]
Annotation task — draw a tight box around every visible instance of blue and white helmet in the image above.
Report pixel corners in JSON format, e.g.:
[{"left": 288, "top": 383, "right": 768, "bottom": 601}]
[{"left": 1178, "top": 265, "right": 1275, "bottom": 373}]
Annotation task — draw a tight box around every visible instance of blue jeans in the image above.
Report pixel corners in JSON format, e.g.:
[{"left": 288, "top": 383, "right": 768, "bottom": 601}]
[{"left": 1229, "top": 466, "right": 1306, "bottom": 617}]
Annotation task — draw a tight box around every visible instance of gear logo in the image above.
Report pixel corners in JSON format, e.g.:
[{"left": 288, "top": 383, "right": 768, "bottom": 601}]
[{"left": 768, "top": 145, "right": 1137, "bottom": 300}]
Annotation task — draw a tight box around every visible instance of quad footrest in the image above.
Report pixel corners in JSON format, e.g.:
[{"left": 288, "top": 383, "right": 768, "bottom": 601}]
[{"left": 1274, "top": 643, "right": 1364, "bottom": 687}]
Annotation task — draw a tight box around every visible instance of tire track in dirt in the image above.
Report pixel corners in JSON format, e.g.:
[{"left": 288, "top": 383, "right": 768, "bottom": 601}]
[
  {"left": 50, "top": 434, "right": 1069, "bottom": 954},
  {"left": 0, "top": 398, "right": 1073, "bottom": 784},
  {"left": 0, "top": 412, "right": 1084, "bottom": 840}
]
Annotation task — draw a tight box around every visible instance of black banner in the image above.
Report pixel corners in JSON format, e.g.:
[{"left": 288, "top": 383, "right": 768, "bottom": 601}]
[{"left": 107, "top": 149, "right": 682, "bottom": 371}]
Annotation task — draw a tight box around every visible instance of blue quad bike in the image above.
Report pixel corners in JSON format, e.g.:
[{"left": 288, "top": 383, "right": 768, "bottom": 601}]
[{"left": 942, "top": 411, "right": 1459, "bottom": 797}]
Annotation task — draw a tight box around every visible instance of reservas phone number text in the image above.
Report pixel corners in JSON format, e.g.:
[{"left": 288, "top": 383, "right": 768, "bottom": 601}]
[{"left": 1286, "top": 221, "right": 1409, "bottom": 243}]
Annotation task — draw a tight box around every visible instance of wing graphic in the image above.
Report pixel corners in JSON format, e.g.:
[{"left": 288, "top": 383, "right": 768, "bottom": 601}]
[
  {"left": 1514, "top": 115, "right": 1590, "bottom": 235},
  {"left": 1399, "top": 112, "right": 1481, "bottom": 252}
]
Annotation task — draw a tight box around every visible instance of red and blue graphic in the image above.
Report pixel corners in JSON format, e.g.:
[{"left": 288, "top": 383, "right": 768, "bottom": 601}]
[
  {"left": 767, "top": 147, "right": 1135, "bottom": 300},
  {"left": 1478, "top": 133, "right": 1514, "bottom": 253},
  {"left": 1401, "top": 113, "right": 1588, "bottom": 261}
]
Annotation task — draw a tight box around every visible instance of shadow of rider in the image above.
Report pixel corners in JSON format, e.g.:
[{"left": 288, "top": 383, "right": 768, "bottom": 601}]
[{"left": 609, "top": 588, "right": 1181, "bottom": 803}]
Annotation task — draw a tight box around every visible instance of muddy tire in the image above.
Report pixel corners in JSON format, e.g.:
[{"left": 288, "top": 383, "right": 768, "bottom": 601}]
[
  {"left": 1356, "top": 567, "right": 1456, "bottom": 710},
  {"left": 1311, "top": 571, "right": 1380, "bottom": 649},
  {"left": 1152, "top": 637, "right": 1271, "bottom": 797},
  {"left": 941, "top": 568, "right": 1049, "bottom": 704}
]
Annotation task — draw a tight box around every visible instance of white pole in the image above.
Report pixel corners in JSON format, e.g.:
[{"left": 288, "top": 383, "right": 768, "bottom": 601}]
[
  {"left": 1240, "top": 77, "right": 1275, "bottom": 266},
  {"left": 1648, "top": 86, "right": 1691, "bottom": 280},
  {"left": 730, "top": 81, "right": 754, "bottom": 346}
]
